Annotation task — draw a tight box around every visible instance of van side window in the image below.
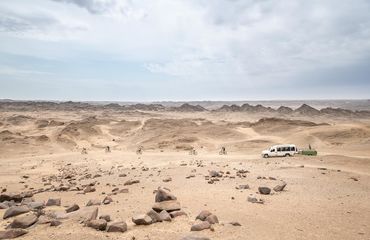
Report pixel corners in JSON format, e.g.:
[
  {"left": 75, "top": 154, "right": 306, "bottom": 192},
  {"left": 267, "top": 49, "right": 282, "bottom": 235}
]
[
  {"left": 291, "top": 147, "right": 295, "bottom": 151},
  {"left": 277, "top": 148, "right": 281, "bottom": 152},
  {"left": 271, "top": 148, "right": 275, "bottom": 152}
]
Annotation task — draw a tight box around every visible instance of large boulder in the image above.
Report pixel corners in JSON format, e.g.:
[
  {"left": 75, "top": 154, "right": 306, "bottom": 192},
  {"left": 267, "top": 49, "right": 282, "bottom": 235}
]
[
  {"left": 3, "top": 206, "right": 30, "bottom": 219},
  {"left": 170, "top": 210, "right": 187, "bottom": 218},
  {"left": 152, "top": 200, "right": 181, "bottom": 213},
  {"left": 7, "top": 214, "right": 38, "bottom": 229},
  {"left": 205, "top": 214, "right": 218, "bottom": 224},
  {"left": 155, "top": 187, "right": 177, "bottom": 202},
  {"left": 0, "top": 229, "right": 28, "bottom": 239},
  {"left": 132, "top": 214, "right": 152, "bottom": 225}
]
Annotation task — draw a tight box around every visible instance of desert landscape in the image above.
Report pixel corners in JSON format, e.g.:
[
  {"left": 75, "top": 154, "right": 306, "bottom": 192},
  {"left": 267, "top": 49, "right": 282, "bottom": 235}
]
[{"left": 0, "top": 100, "right": 369, "bottom": 240}]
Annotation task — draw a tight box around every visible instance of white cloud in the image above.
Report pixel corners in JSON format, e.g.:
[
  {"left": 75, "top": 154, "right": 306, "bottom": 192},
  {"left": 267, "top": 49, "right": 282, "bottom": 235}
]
[{"left": 0, "top": 0, "right": 370, "bottom": 99}]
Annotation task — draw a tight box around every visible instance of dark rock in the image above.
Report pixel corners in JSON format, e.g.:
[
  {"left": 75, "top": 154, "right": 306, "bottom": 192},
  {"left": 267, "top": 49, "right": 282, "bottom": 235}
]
[
  {"left": 195, "top": 210, "right": 212, "bottom": 221},
  {"left": 107, "top": 221, "right": 127, "bottom": 232},
  {"left": 50, "top": 220, "right": 62, "bottom": 227},
  {"left": 205, "top": 214, "right": 218, "bottom": 224},
  {"left": 3, "top": 206, "right": 30, "bottom": 219},
  {"left": 191, "top": 220, "right": 211, "bottom": 231},
  {"left": 65, "top": 204, "right": 79, "bottom": 213},
  {"left": 152, "top": 200, "right": 181, "bottom": 213},
  {"left": 147, "top": 209, "right": 162, "bottom": 223},
  {"left": 99, "top": 214, "right": 111, "bottom": 222},
  {"left": 170, "top": 210, "right": 187, "bottom": 218},
  {"left": 45, "top": 198, "right": 61, "bottom": 206},
  {"left": 155, "top": 187, "right": 177, "bottom": 202},
  {"left": 273, "top": 182, "right": 287, "bottom": 192},
  {"left": 159, "top": 210, "right": 171, "bottom": 222},
  {"left": 258, "top": 187, "right": 271, "bottom": 195},
  {"left": 87, "top": 219, "right": 107, "bottom": 231},
  {"left": 102, "top": 196, "right": 113, "bottom": 205},
  {"left": 229, "top": 221, "right": 241, "bottom": 226},
  {"left": 132, "top": 214, "right": 152, "bottom": 225},
  {"left": 7, "top": 214, "right": 38, "bottom": 229},
  {"left": 86, "top": 199, "right": 101, "bottom": 206},
  {"left": 0, "top": 229, "right": 28, "bottom": 239},
  {"left": 124, "top": 179, "right": 140, "bottom": 186}
]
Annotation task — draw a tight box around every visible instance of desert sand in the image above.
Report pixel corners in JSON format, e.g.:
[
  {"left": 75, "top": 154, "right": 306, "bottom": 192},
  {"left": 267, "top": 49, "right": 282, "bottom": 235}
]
[{"left": 0, "top": 101, "right": 369, "bottom": 240}]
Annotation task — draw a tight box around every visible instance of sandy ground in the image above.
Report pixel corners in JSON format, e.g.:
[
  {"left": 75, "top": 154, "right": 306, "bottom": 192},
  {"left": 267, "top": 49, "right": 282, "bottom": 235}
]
[{"left": 0, "top": 109, "right": 369, "bottom": 240}]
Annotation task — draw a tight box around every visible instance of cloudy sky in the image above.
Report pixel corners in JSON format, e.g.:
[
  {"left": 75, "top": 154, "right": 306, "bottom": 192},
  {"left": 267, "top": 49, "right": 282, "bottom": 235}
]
[{"left": 0, "top": 0, "right": 369, "bottom": 101}]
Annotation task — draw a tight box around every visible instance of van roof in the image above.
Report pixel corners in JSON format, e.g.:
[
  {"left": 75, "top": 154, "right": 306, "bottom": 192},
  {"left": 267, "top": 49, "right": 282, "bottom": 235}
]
[{"left": 271, "top": 144, "right": 296, "bottom": 148}]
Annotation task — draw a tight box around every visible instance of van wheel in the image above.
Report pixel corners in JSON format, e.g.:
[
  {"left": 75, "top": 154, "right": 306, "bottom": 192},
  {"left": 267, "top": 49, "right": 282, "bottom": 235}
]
[
  {"left": 264, "top": 154, "right": 269, "bottom": 158},
  {"left": 285, "top": 153, "right": 290, "bottom": 157}
]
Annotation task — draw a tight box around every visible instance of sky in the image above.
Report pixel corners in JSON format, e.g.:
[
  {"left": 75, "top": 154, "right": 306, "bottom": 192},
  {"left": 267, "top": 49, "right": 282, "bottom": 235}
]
[{"left": 0, "top": 0, "right": 370, "bottom": 101}]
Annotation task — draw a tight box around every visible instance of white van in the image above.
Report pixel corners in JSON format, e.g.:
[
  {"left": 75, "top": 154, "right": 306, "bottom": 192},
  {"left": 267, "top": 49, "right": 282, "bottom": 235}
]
[{"left": 261, "top": 144, "right": 297, "bottom": 158}]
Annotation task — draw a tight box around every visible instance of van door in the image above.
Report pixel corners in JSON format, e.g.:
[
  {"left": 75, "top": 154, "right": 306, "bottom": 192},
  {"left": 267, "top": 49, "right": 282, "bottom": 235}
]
[
  {"left": 270, "top": 148, "right": 277, "bottom": 157},
  {"left": 277, "top": 147, "right": 284, "bottom": 157}
]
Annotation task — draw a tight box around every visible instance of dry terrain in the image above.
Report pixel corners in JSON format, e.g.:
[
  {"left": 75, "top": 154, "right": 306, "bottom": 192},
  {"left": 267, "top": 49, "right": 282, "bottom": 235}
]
[{"left": 0, "top": 102, "right": 369, "bottom": 240}]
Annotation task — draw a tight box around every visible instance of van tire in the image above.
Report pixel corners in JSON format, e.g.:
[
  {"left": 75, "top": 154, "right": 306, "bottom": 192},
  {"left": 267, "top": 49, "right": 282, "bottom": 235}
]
[
  {"left": 263, "top": 154, "right": 269, "bottom": 158},
  {"left": 285, "top": 153, "right": 290, "bottom": 157}
]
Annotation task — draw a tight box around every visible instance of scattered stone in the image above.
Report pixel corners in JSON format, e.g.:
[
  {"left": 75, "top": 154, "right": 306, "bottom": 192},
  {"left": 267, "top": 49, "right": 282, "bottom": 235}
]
[
  {"left": 205, "top": 214, "right": 218, "bottom": 224},
  {"left": 181, "top": 235, "right": 210, "bottom": 240},
  {"left": 86, "top": 199, "right": 101, "bottom": 206},
  {"left": 99, "top": 214, "right": 111, "bottom": 222},
  {"left": 236, "top": 184, "right": 249, "bottom": 190},
  {"left": 27, "top": 201, "right": 44, "bottom": 210},
  {"left": 37, "top": 215, "right": 52, "bottom": 224},
  {"left": 3, "top": 206, "right": 30, "bottom": 219},
  {"left": 7, "top": 214, "right": 38, "bottom": 229},
  {"left": 162, "top": 177, "right": 172, "bottom": 182},
  {"left": 152, "top": 200, "right": 181, "bottom": 213},
  {"left": 247, "top": 196, "right": 264, "bottom": 204},
  {"left": 102, "top": 196, "right": 113, "bottom": 205},
  {"left": 147, "top": 209, "right": 162, "bottom": 223},
  {"left": 155, "top": 187, "right": 177, "bottom": 202},
  {"left": 124, "top": 180, "right": 140, "bottom": 186},
  {"left": 87, "top": 219, "right": 107, "bottom": 231},
  {"left": 0, "top": 229, "right": 28, "bottom": 239},
  {"left": 273, "top": 182, "right": 287, "bottom": 192},
  {"left": 132, "top": 214, "right": 152, "bottom": 225},
  {"left": 170, "top": 210, "right": 187, "bottom": 218},
  {"left": 118, "top": 173, "right": 127, "bottom": 177},
  {"left": 229, "top": 221, "right": 241, "bottom": 226},
  {"left": 84, "top": 186, "right": 96, "bottom": 193},
  {"left": 50, "top": 220, "right": 62, "bottom": 227},
  {"left": 258, "top": 187, "right": 271, "bottom": 195},
  {"left": 45, "top": 198, "right": 61, "bottom": 206},
  {"left": 196, "top": 210, "right": 212, "bottom": 221},
  {"left": 191, "top": 220, "right": 211, "bottom": 231},
  {"left": 65, "top": 204, "right": 80, "bottom": 213},
  {"left": 107, "top": 221, "right": 127, "bottom": 233},
  {"left": 68, "top": 207, "right": 98, "bottom": 224},
  {"left": 209, "top": 170, "right": 222, "bottom": 178},
  {"left": 159, "top": 210, "right": 171, "bottom": 222},
  {"left": 350, "top": 177, "right": 359, "bottom": 181}
]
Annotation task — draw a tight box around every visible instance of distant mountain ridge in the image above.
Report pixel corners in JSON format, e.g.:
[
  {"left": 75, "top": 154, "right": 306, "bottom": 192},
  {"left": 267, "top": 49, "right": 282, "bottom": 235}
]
[{"left": 0, "top": 100, "right": 369, "bottom": 118}]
